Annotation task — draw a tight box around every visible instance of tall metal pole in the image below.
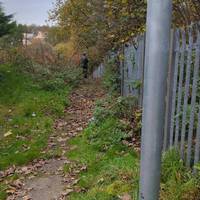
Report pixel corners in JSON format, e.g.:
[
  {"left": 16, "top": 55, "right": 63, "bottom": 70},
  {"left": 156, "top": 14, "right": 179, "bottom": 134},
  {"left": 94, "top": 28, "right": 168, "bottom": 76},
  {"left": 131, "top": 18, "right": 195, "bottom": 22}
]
[{"left": 139, "top": 1, "right": 172, "bottom": 200}]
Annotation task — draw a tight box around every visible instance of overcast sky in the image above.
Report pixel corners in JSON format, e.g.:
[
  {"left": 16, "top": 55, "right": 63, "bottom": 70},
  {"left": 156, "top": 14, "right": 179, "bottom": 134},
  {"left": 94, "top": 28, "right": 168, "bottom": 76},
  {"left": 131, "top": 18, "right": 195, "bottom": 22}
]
[{"left": 1, "top": 0, "right": 55, "bottom": 25}]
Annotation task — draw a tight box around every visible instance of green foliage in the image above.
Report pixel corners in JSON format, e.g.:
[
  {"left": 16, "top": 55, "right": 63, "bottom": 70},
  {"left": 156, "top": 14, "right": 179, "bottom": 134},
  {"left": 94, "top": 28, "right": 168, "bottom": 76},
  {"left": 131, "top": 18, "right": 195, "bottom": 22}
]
[
  {"left": 132, "top": 80, "right": 142, "bottom": 90},
  {"left": 0, "top": 5, "right": 16, "bottom": 38},
  {"left": 66, "top": 89, "right": 200, "bottom": 200},
  {"left": 0, "top": 64, "right": 70, "bottom": 170},
  {"left": 14, "top": 59, "right": 83, "bottom": 90},
  {"left": 0, "top": 183, "right": 7, "bottom": 200},
  {"left": 0, "top": 24, "right": 25, "bottom": 49},
  {"left": 86, "top": 118, "right": 128, "bottom": 152},
  {"left": 58, "top": 67, "right": 82, "bottom": 86},
  {"left": 67, "top": 117, "right": 139, "bottom": 200},
  {"left": 65, "top": 88, "right": 141, "bottom": 199},
  {"left": 160, "top": 149, "right": 200, "bottom": 200},
  {"left": 47, "top": 26, "right": 69, "bottom": 46},
  {"left": 94, "top": 95, "right": 137, "bottom": 125},
  {"left": 102, "top": 58, "right": 120, "bottom": 95},
  {"left": 0, "top": 4, "right": 25, "bottom": 50},
  {"left": 161, "top": 150, "right": 185, "bottom": 183},
  {"left": 49, "top": 0, "right": 200, "bottom": 66},
  {"left": 42, "top": 77, "right": 65, "bottom": 91},
  {"left": 50, "top": 0, "right": 147, "bottom": 60}
]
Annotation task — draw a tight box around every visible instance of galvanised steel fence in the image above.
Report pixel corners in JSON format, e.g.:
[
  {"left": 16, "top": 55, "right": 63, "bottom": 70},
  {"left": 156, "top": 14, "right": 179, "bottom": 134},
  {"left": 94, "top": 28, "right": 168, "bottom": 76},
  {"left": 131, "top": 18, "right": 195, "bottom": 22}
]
[
  {"left": 120, "top": 35, "right": 145, "bottom": 106},
  {"left": 93, "top": 23, "right": 200, "bottom": 169},
  {"left": 92, "top": 63, "right": 105, "bottom": 79},
  {"left": 166, "top": 25, "right": 200, "bottom": 169}
]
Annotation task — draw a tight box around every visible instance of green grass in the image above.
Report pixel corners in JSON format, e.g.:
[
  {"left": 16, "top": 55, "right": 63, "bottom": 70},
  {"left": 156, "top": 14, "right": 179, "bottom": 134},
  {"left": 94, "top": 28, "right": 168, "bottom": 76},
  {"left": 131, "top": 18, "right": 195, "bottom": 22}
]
[
  {"left": 67, "top": 117, "right": 139, "bottom": 200},
  {"left": 66, "top": 94, "right": 200, "bottom": 200},
  {"left": 160, "top": 150, "right": 200, "bottom": 200},
  {"left": 0, "top": 64, "right": 71, "bottom": 198},
  {"left": 67, "top": 122, "right": 200, "bottom": 200}
]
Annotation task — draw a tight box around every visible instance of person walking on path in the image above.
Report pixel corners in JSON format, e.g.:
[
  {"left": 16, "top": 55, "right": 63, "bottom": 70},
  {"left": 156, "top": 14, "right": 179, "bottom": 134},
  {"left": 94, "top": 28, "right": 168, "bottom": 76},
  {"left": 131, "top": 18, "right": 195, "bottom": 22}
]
[{"left": 80, "top": 53, "right": 89, "bottom": 78}]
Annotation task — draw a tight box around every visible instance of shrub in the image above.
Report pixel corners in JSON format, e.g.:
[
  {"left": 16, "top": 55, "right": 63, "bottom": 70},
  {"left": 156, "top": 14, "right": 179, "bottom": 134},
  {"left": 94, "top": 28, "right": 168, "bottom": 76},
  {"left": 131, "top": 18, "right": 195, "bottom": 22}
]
[
  {"left": 93, "top": 96, "right": 138, "bottom": 124},
  {"left": 160, "top": 149, "right": 200, "bottom": 200},
  {"left": 102, "top": 58, "right": 120, "bottom": 95},
  {"left": 41, "top": 77, "right": 65, "bottom": 91},
  {"left": 161, "top": 149, "right": 185, "bottom": 183}
]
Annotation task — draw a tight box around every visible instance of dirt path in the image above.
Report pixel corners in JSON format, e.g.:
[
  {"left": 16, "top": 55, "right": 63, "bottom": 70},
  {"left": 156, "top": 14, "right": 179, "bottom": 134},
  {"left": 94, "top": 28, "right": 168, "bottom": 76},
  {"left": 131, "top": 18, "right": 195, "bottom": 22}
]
[{"left": 6, "top": 80, "right": 105, "bottom": 200}]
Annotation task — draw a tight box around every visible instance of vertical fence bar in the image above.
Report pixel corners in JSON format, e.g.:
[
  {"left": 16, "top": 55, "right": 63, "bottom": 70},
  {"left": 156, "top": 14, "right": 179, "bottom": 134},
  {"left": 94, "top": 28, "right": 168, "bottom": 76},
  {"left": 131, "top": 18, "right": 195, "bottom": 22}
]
[
  {"left": 121, "top": 45, "right": 125, "bottom": 96},
  {"left": 140, "top": 34, "right": 146, "bottom": 107},
  {"left": 132, "top": 42, "right": 137, "bottom": 96},
  {"left": 170, "top": 30, "right": 180, "bottom": 147},
  {"left": 163, "top": 30, "right": 176, "bottom": 151},
  {"left": 124, "top": 46, "right": 128, "bottom": 96},
  {"left": 139, "top": 1, "right": 172, "bottom": 199},
  {"left": 194, "top": 101, "right": 200, "bottom": 172},
  {"left": 174, "top": 29, "right": 186, "bottom": 148},
  {"left": 128, "top": 44, "right": 133, "bottom": 95},
  {"left": 186, "top": 29, "right": 200, "bottom": 167},
  {"left": 120, "top": 48, "right": 123, "bottom": 96},
  {"left": 180, "top": 28, "right": 193, "bottom": 159},
  {"left": 137, "top": 36, "right": 144, "bottom": 106}
]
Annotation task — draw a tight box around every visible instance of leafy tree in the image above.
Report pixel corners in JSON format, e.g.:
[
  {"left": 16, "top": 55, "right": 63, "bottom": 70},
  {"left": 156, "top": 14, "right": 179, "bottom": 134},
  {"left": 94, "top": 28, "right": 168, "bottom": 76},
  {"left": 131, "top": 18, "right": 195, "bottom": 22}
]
[
  {"left": 0, "top": 23, "right": 26, "bottom": 48},
  {"left": 49, "top": 0, "right": 200, "bottom": 65},
  {"left": 47, "top": 26, "right": 69, "bottom": 46},
  {"left": 0, "top": 3, "right": 16, "bottom": 37}
]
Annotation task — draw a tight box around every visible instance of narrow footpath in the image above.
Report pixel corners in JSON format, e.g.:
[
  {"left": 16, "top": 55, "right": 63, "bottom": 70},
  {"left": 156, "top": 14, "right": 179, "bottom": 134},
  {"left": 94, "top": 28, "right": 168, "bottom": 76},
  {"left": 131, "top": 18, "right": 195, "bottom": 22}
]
[{"left": 6, "top": 80, "right": 105, "bottom": 200}]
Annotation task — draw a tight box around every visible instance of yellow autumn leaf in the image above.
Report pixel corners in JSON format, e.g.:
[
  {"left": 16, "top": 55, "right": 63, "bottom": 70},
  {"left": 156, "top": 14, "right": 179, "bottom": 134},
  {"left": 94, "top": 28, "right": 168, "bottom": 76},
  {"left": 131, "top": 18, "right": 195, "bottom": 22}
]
[{"left": 4, "top": 130, "right": 13, "bottom": 137}]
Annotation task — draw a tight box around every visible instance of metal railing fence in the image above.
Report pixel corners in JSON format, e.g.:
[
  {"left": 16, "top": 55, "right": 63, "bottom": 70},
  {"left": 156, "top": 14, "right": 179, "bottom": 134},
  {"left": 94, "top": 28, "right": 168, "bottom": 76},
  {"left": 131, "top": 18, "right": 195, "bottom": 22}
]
[{"left": 93, "top": 23, "right": 200, "bottom": 169}]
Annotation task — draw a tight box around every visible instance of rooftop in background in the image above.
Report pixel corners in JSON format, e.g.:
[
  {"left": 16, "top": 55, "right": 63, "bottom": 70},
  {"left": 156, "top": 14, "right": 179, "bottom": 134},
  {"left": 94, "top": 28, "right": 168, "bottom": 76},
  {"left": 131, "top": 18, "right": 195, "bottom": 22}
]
[
  {"left": 1, "top": 0, "right": 55, "bottom": 26},
  {"left": 23, "top": 31, "right": 48, "bottom": 46}
]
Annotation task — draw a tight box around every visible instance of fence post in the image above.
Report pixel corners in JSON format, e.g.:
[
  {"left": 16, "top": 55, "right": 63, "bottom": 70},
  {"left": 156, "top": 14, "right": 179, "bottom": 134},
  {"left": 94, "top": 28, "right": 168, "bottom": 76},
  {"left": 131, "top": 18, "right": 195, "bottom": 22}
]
[
  {"left": 139, "top": 1, "right": 172, "bottom": 200},
  {"left": 163, "top": 30, "right": 176, "bottom": 151}
]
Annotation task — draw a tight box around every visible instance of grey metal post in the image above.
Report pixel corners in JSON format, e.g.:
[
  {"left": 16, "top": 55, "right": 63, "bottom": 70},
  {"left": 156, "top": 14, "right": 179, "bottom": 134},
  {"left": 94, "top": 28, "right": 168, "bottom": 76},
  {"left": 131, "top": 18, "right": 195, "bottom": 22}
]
[{"left": 139, "top": 1, "right": 172, "bottom": 200}]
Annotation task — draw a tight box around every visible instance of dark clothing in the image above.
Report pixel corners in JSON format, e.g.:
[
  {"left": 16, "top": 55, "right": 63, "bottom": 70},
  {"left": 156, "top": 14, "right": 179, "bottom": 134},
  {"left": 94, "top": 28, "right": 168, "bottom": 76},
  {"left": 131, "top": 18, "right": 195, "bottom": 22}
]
[
  {"left": 81, "top": 57, "right": 89, "bottom": 68},
  {"left": 81, "top": 56, "right": 89, "bottom": 78},
  {"left": 83, "top": 68, "right": 88, "bottom": 78}
]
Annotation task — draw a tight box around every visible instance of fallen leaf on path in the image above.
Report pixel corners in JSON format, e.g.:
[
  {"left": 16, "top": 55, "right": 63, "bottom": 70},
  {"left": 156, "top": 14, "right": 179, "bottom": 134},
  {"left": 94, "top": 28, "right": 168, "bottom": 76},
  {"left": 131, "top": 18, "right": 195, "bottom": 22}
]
[
  {"left": 4, "top": 130, "right": 13, "bottom": 137},
  {"left": 6, "top": 188, "right": 17, "bottom": 195},
  {"left": 62, "top": 189, "right": 73, "bottom": 196},
  {"left": 23, "top": 195, "right": 32, "bottom": 200},
  {"left": 10, "top": 179, "right": 23, "bottom": 189},
  {"left": 120, "top": 194, "right": 132, "bottom": 200}
]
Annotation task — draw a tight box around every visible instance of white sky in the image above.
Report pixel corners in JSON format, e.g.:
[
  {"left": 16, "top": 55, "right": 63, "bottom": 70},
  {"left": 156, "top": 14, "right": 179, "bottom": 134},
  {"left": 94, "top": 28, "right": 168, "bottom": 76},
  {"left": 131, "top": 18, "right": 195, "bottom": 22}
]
[{"left": 1, "top": 0, "right": 55, "bottom": 25}]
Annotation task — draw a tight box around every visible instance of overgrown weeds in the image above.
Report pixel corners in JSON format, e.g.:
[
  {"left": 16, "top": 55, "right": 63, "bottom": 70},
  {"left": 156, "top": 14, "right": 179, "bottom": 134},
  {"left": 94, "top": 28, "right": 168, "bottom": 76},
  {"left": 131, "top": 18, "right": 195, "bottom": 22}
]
[
  {"left": 66, "top": 90, "right": 141, "bottom": 199},
  {"left": 102, "top": 58, "right": 120, "bottom": 95},
  {"left": 67, "top": 88, "right": 200, "bottom": 200},
  {"left": 160, "top": 149, "right": 200, "bottom": 200},
  {"left": 67, "top": 117, "right": 139, "bottom": 199}
]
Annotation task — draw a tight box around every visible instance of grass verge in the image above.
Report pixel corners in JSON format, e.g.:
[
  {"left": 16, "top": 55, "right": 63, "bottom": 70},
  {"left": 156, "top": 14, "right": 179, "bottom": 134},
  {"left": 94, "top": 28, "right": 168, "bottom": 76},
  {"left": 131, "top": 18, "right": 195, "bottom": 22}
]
[
  {"left": 67, "top": 95, "right": 200, "bottom": 200},
  {"left": 67, "top": 116, "right": 139, "bottom": 199},
  {"left": 0, "top": 63, "right": 71, "bottom": 198}
]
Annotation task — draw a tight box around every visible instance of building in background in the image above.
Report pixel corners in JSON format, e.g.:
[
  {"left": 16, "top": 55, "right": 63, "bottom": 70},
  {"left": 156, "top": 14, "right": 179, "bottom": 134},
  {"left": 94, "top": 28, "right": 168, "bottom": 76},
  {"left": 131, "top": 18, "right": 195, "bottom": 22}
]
[{"left": 23, "top": 31, "right": 47, "bottom": 46}]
